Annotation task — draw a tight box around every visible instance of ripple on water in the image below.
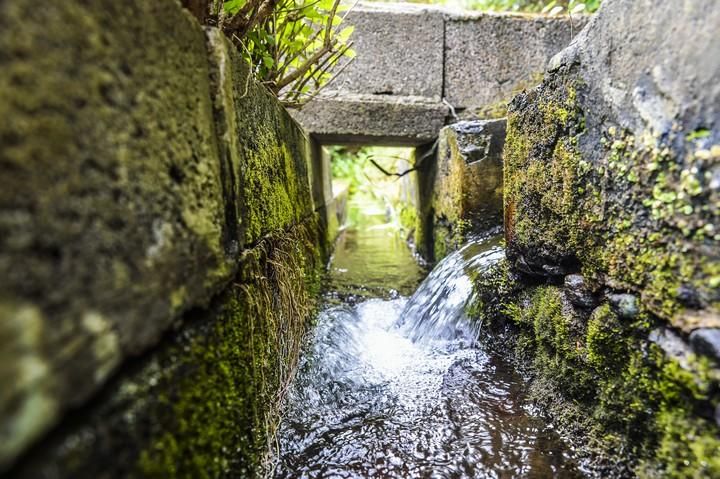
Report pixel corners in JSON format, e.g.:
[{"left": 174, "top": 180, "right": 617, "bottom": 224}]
[
  {"left": 275, "top": 224, "right": 584, "bottom": 478},
  {"left": 276, "top": 299, "right": 580, "bottom": 477}
]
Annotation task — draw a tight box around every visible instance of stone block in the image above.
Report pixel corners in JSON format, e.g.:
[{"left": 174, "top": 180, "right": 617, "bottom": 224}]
[
  {"left": 327, "top": 4, "right": 444, "bottom": 99},
  {"left": 431, "top": 119, "right": 505, "bottom": 257},
  {"left": 291, "top": 93, "right": 448, "bottom": 145},
  {"left": 0, "top": 0, "right": 236, "bottom": 468},
  {"left": 444, "top": 12, "right": 586, "bottom": 111},
  {"left": 8, "top": 219, "right": 323, "bottom": 478},
  {"left": 206, "top": 29, "right": 314, "bottom": 245}
]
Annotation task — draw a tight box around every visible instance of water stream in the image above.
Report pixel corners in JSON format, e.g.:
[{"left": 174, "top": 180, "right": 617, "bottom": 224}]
[{"left": 274, "top": 195, "right": 584, "bottom": 478}]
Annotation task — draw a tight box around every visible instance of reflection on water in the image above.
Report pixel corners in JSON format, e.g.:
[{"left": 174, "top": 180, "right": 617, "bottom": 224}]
[
  {"left": 327, "top": 194, "right": 425, "bottom": 299},
  {"left": 275, "top": 197, "right": 584, "bottom": 478}
]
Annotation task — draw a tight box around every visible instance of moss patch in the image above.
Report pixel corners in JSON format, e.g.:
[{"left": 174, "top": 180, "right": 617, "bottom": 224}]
[
  {"left": 9, "top": 218, "right": 323, "bottom": 479},
  {"left": 137, "top": 218, "right": 322, "bottom": 477},
  {"left": 504, "top": 66, "right": 719, "bottom": 327},
  {"left": 467, "top": 262, "right": 720, "bottom": 477}
]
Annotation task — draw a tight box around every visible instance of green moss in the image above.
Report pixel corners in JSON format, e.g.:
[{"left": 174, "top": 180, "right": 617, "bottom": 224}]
[
  {"left": 582, "top": 132, "right": 720, "bottom": 323},
  {"left": 398, "top": 204, "right": 417, "bottom": 234},
  {"left": 504, "top": 77, "right": 590, "bottom": 261},
  {"left": 137, "top": 219, "right": 322, "bottom": 478},
  {"left": 586, "top": 304, "right": 630, "bottom": 374},
  {"left": 241, "top": 141, "right": 301, "bottom": 244},
  {"left": 646, "top": 410, "right": 720, "bottom": 478},
  {"left": 467, "top": 258, "right": 720, "bottom": 475},
  {"left": 505, "top": 68, "right": 719, "bottom": 327}
]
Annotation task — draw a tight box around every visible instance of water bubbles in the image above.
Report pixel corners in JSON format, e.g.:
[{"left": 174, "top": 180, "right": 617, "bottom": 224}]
[{"left": 274, "top": 236, "right": 583, "bottom": 478}]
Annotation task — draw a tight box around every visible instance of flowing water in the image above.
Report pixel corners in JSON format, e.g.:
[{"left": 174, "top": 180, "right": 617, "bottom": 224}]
[{"left": 274, "top": 195, "right": 583, "bottom": 478}]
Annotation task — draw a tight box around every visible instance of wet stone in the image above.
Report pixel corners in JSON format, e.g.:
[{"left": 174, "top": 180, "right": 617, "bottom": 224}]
[
  {"left": 608, "top": 293, "right": 640, "bottom": 319},
  {"left": 563, "top": 274, "right": 597, "bottom": 309},
  {"left": 689, "top": 328, "right": 720, "bottom": 362},
  {"left": 648, "top": 328, "right": 695, "bottom": 371}
]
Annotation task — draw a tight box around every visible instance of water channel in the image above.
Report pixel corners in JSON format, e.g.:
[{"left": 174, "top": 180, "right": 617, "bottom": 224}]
[{"left": 274, "top": 193, "right": 585, "bottom": 478}]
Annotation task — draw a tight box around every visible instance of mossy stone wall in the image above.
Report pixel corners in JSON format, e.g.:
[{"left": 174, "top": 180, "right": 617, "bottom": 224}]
[
  {"left": 471, "top": 262, "right": 720, "bottom": 477},
  {"left": 504, "top": 0, "right": 720, "bottom": 328},
  {"left": 480, "top": 0, "right": 720, "bottom": 475},
  {"left": 0, "top": 0, "right": 322, "bottom": 472},
  {"left": 11, "top": 220, "right": 323, "bottom": 479}
]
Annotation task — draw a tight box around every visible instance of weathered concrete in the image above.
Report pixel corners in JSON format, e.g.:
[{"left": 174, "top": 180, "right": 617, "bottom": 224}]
[
  {"left": 430, "top": 120, "right": 506, "bottom": 259},
  {"left": 292, "top": 2, "right": 581, "bottom": 143},
  {"left": 293, "top": 93, "right": 449, "bottom": 145},
  {"left": 0, "top": 0, "right": 320, "bottom": 471},
  {"left": 0, "top": 0, "right": 230, "bottom": 467},
  {"left": 444, "top": 13, "right": 588, "bottom": 113},
  {"left": 326, "top": 3, "right": 444, "bottom": 99}
]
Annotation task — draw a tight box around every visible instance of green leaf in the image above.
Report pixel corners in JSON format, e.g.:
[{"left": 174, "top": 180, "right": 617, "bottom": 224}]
[
  {"left": 541, "top": 1, "right": 557, "bottom": 13},
  {"left": 337, "top": 25, "right": 354, "bottom": 42},
  {"left": 686, "top": 129, "right": 711, "bottom": 141}
]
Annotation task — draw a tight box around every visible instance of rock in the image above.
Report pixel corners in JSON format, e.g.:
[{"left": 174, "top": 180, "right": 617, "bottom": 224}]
[
  {"left": 648, "top": 328, "right": 695, "bottom": 371},
  {"left": 608, "top": 294, "right": 640, "bottom": 319},
  {"left": 563, "top": 274, "right": 597, "bottom": 309},
  {"left": 426, "top": 119, "right": 505, "bottom": 259},
  {"left": 689, "top": 328, "right": 720, "bottom": 362},
  {"left": 326, "top": 4, "right": 444, "bottom": 99},
  {"left": 504, "top": 0, "right": 720, "bottom": 327}
]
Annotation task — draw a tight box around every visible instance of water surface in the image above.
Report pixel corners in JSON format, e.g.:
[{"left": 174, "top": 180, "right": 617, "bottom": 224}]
[{"left": 275, "top": 197, "right": 583, "bottom": 478}]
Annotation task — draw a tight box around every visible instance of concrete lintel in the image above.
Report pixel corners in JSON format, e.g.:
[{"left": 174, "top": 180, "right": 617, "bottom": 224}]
[{"left": 291, "top": 94, "right": 449, "bottom": 146}]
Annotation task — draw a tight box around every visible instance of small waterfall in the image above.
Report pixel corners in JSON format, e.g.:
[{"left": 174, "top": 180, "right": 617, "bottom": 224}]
[
  {"left": 275, "top": 234, "right": 582, "bottom": 478},
  {"left": 399, "top": 238, "right": 504, "bottom": 345}
]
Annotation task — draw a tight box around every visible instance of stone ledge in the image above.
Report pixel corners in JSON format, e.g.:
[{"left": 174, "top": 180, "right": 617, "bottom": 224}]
[{"left": 291, "top": 93, "right": 449, "bottom": 145}]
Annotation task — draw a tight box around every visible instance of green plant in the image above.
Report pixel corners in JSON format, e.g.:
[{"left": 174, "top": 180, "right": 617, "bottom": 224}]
[
  {"left": 455, "top": 0, "right": 601, "bottom": 14},
  {"left": 222, "top": 0, "right": 355, "bottom": 107}
]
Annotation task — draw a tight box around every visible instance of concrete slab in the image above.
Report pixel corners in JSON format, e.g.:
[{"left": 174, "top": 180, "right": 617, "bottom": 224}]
[{"left": 291, "top": 93, "right": 449, "bottom": 146}]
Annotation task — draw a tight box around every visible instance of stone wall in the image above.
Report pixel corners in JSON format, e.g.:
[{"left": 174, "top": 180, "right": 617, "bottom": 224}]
[
  {"left": 0, "top": 0, "right": 323, "bottom": 474},
  {"left": 469, "top": 0, "right": 720, "bottom": 476},
  {"left": 292, "top": 2, "right": 585, "bottom": 145}
]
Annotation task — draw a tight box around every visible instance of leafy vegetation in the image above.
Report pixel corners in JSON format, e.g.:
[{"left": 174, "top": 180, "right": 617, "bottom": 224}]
[
  {"left": 329, "top": 146, "right": 418, "bottom": 234},
  {"left": 407, "top": 0, "right": 602, "bottom": 14},
  {"left": 182, "top": 0, "right": 355, "bottom": 107},
  {"left": 462, "top": 0, "right": 601, "bottom": 14}
]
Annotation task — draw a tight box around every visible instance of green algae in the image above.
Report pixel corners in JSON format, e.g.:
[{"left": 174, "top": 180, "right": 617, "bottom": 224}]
[
  {"left": 467, "top": 261, "right": 720, "bottom": 477},
  {"left": 137, "top": 218, "right": 322, "bottom": 478}
]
